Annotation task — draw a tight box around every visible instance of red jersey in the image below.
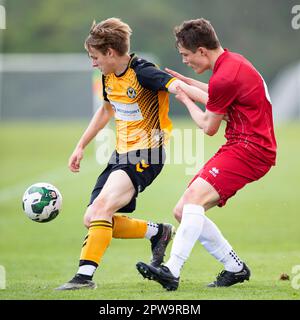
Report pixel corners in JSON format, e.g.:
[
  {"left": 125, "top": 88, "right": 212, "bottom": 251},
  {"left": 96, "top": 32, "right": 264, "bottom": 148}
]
[{"left": 206, "top": 49, "right": 277, "bottom": 165}]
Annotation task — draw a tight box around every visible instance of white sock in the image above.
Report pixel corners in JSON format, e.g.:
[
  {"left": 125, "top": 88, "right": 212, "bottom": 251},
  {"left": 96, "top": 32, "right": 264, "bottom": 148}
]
[
  {"left": 77, "top": 264, "right": 96, "bottom": 277},
  {"left": 165, "top": 204, "right": 205, "bottom": 278},
  {"left": 221, "top": 250, "right": 243, "bottom": 272},
  {"left": 144, "top": 221, "right": 159, "bottom": 240},
  {"left": 198, "top": 215, "right": 243, "bottom": 272}
]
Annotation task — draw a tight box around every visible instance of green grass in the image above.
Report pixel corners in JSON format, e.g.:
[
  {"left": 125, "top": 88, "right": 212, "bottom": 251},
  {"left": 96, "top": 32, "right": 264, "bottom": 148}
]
[{"left": 0, "top": 119, "right": 299, "bottom": 300}]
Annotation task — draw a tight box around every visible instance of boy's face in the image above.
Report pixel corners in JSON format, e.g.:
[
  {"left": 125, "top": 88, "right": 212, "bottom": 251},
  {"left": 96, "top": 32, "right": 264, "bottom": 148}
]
[
  {"left": 178, "top": 45, "right": 210, "bottom": 74},
  {"left": 88, "top": 46, "right": 114, "bottom": 75}
]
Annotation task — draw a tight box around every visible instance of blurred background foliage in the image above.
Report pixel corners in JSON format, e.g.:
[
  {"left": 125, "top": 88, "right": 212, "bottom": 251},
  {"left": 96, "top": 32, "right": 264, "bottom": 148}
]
[{"left": 2, "top": 0, "right": 300, "bottom": 82}]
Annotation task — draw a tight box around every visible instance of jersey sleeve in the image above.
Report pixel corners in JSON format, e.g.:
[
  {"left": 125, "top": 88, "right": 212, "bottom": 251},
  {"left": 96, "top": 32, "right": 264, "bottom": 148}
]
[
  {"left": 102, "top": 75, "right": 109, "bottom": 101},
  {"left": 206, "top": 79, "right": 237, "bottom": 114},
  {"left": 134, "top": 59, "right": 176, "bottom": 92}
]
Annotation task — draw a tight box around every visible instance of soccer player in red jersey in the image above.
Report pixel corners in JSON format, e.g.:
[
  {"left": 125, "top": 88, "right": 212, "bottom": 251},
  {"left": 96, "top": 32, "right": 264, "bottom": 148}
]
[{"left": 137, "top": 18, "right": 277, "bottom": 290}]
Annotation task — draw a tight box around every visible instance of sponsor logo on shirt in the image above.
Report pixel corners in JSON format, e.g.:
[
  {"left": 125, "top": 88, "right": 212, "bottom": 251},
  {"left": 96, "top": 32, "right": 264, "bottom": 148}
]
[
  {"left": 209, "top": 167, "right": 219, "bottom": 177},
  {"left": 111, "top": 101, "right": 143, "bottom": 121}
]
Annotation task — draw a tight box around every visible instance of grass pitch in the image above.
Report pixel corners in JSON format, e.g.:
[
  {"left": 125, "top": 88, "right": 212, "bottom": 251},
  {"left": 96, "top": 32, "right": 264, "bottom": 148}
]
[{"left": 0, "top": 119, "right": 299, "bottom": 300}]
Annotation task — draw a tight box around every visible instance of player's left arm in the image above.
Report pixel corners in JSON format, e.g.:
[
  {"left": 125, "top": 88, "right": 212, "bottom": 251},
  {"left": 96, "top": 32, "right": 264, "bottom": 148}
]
[
  {"left": 165, "top": 68, "right": 209, "bottom": 93},
  {"left": 135, "top": 62, "right": 206, "bottom": 104},
  {"left": 168, "top": 79, "right": 208, "bottom": 105},
  {"left": 134, "top": 64, "right": 221, "bottom": 135},
  {"left": 135, "top": 63, "right": 208, "bottom": 111},
  {"left": 175, "top": 86, "right": 223, "bottom": 136}
]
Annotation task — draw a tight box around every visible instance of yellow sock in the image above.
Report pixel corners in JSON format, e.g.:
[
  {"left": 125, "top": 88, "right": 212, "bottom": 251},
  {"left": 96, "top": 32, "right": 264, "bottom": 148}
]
[
  {"left": 112, "top": 214, "right": 147, "bottom": 239},
  {"left": 79, "top": 219, "right": 112, "bottom": 266}
]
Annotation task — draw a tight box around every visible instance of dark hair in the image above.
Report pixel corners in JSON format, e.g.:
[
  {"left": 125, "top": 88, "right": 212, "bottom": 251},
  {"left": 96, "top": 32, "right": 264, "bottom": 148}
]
[
  {"left": 84, "top": 17, "right": 132, "bottom": 55},
  {"left": 174, "top": 18, "right": 220, "bottom": 52}
]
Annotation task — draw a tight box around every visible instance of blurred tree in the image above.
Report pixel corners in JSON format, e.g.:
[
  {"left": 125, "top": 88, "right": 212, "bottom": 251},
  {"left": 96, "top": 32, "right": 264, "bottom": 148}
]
[{"left": 2, "top": 0, "right": 300, "bottom": 82}]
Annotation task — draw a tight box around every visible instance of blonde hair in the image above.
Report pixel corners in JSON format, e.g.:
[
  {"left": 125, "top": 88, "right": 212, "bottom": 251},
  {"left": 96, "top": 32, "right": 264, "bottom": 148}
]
[{"left": 85, "top": 18, "right": 132, "bottom": 55}]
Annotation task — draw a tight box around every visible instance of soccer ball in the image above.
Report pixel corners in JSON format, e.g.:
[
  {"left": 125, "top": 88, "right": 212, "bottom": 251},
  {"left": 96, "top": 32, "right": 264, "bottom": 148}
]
[{"left": 22, "top": 182, "right": 62, "bottom": 223}]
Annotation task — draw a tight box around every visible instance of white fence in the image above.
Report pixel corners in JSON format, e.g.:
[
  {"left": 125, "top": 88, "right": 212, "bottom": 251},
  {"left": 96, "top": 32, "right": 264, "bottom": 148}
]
[{"left": 0, "top": 54, "right": 94, "bottom": 120}]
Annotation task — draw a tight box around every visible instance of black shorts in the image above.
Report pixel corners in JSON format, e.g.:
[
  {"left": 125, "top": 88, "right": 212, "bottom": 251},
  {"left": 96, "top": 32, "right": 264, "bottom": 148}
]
[{"left": 88, "top": 147, "right": 165, "bottom": 213}]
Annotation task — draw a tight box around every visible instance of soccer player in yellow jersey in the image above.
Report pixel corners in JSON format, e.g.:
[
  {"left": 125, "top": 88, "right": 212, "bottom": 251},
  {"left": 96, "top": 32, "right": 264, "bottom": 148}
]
[{"left": 56, "top": 18, "right": 204, "bottom": 290}]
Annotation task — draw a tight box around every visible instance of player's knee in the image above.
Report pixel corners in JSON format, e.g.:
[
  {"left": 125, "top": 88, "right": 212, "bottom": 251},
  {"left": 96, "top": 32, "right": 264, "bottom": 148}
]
[
  {"left": 183, "top": 187, "right": 211, "bottom": 207},
  {"left": 83, "top": 197, "right": 113, "bottom": 224},
  {"left": 182, "top": 188, "right": 198, "bottom": 204},
  {"left": 89, "top": 194, "right": 115, "bottom": 219},
  {"left": 83, "top": 214, "right": 90, "bottom": 229},
  {"left": 173, "top": 206, "right": 182, "bottom": 222},
  {"left": 83, "top": 207, "right": 93, "bottom": 228}
]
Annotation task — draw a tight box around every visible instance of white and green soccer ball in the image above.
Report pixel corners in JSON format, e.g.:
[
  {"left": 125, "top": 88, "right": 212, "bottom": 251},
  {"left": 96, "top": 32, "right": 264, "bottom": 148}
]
[{"left": 22, "top": 183, "right": 62, "bottom": 223}]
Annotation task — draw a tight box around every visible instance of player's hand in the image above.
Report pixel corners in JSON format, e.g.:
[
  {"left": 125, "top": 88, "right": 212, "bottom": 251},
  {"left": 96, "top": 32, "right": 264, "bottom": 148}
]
[
  {"left": 68, "top": 147, "right": 84, "bottom": 173},
  {"left": 175, "top": 85, "right": 193, "bottom": 105},
  {"left": 165, "top": 68, "right": 190, "bottom": 84}
]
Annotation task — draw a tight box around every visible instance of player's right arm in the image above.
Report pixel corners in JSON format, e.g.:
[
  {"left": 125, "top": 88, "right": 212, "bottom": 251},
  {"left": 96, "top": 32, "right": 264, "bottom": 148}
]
[
  {"left": 165, "top": 67, "right": 208, "bottom": 93},
  {"left": 68, "top": 101, "right": 114, "bottom": 173},
  {"left": 175, "top": 77, "right": 236, "bottom": 135},
  {"left": 175, "top": 86, "right": 223, "bottom": 136}
]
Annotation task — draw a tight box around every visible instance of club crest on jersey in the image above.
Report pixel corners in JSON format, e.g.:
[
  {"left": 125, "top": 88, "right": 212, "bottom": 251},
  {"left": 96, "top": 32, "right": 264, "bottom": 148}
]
[{"left": 127, "top": 87, "right": 137, "bottom": 99}]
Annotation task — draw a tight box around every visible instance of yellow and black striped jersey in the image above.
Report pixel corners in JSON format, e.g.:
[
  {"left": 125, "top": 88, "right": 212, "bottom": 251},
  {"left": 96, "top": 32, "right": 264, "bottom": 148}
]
[{"left": 102, "top": 54, "right": 176, "bottom": 153}]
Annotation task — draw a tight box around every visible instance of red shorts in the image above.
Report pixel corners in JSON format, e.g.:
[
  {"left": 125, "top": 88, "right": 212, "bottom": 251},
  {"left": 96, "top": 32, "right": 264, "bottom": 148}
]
[{"left": 188, "top": 143, "right": 273, "bottom": 207}]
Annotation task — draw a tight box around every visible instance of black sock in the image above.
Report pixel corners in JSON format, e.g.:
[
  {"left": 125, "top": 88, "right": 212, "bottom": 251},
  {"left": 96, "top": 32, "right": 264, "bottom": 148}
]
[
  {"left": 150, "top": 223, "right": 163, "bottom": 248},
  {"left": 75, "top": 273, "right": 93, "bottom": 281}
]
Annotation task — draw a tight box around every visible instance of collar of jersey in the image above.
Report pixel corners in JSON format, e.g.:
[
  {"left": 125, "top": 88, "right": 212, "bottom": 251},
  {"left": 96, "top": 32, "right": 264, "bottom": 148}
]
[
  {"left": 213, "top": 48, "right": 229, "bottom": 73},
  {"left": 115, "top": 53, "right": 136, "bottom": 77}
]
